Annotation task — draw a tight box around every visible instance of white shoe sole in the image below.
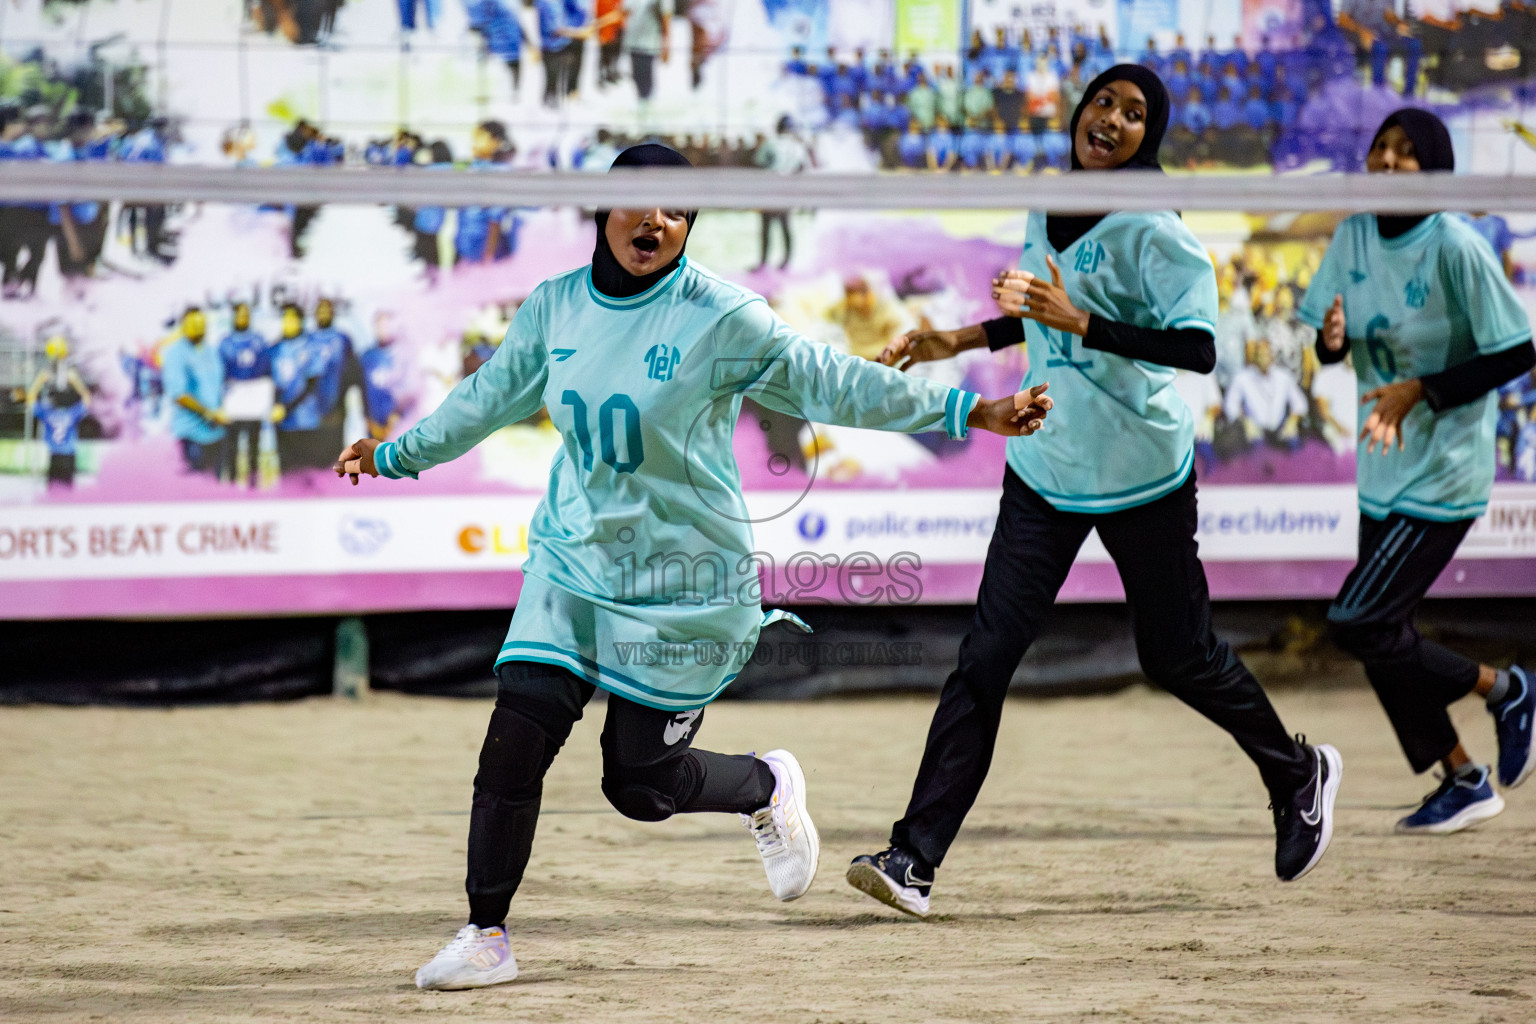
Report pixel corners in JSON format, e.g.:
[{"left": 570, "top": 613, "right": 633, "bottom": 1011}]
[
  {"left": 415, "top": 957, "right": 519, "bottom": 990},
  {"left": 1395, "top": 792, "right": 1506, "bottom": 835},
  {"left": 763, "top": 749, "right": 819, "bottom": 901},
  {"left": 1286, "top": 743, "right": 1342, "bottom": 882},
  {"left": 845, "top": 861, "right": 930, "bottom": 918},
  {"left": 1507, "top": 746, "right": 1536, "bottom": 790}
]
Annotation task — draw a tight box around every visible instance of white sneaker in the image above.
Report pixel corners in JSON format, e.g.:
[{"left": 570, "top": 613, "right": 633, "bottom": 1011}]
[
  {"left": 414, "top": 924, "right": 519, "bottom": 990},
  {"left": 742, "top": 749, "right": 820, "bottom": 901}
]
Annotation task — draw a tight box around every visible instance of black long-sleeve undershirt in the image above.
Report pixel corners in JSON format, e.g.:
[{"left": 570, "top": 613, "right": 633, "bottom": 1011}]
[
  {"left": 982, "top": 314, "right": 1217, "bottom": 374},
  {"left": 1313, "top": 331, "right": 1535, "bottom": 412}
]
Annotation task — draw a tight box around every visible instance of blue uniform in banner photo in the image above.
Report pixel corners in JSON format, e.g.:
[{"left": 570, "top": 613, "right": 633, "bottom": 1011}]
[
  {"left": 374, "top": 258, "right": 979, "bottom": 710},
  {"left": 1299, "top": 213, "right": 1533, "bottom": 521},
  {"left": 457, "top": 161, "right": 518, "bottom": 263},
  {"left": 1007, "top": 210, "right": 1218, "bottom": 513},
  {"left": 161, "top": 338, "right": 225, "bottom": 445},
  {"left": 361, "top": 345, "right": 401, "bottom": 426},
  {"left": 464, "top": 0, "right": 523, "bottom": 59},
  {"left": 220, "top": 329, "right": 271, "bottom": 381},
  {"left": 36, "top": 393, "right": 88, "bottom": 486},
  {"left": 272, "top": 336, "right": 324, "bottom": 431},
  {"left": 37, "top": 394, "right": 86, "bottom": 454},
  {"left": 307, "top": 326, "right": 353, "bottom": 414}
]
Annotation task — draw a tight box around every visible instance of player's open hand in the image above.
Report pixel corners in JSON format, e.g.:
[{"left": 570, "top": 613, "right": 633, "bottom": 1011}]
[
  {"left": 993, "top": 256, "right": 1091, "bottom": 336},
  {"left": 880, "top": 329, "right": 959, "bottom": 370},
  {"left": 1360, "top": 378, "right": 1425, "bottom": 455},
  {"left": 968, "top": 382, "right": 1051, "bottom": 437},
  {"left": 335, "top": 438, "right": 382, "bottom": 486},
  {"left": 1322, "top": 294, "right": 1346, "bottom": 351}
]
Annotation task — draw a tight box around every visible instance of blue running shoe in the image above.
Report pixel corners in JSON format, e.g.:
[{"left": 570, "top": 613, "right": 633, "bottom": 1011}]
[
  {"left": 1395, "top": 766, "right": 1504, "bottom": 835},
  {"left": 1492, "top": 665, "right": 1535, "bottom": 789}
]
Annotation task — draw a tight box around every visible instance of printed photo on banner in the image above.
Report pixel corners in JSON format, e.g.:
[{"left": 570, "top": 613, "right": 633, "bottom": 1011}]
[{"left": 4, "top": 0, "right": 1536, "bottom": 614}]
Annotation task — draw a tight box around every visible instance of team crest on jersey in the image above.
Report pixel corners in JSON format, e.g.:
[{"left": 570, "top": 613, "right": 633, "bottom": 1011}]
[
  {"left": 1405, "top": 278, "right": 1429, "bottom": 309},
  {"left": 645, "top": 344, "right": 681, "bottom": 382},
  {"left": 1073, "top": 241, "right": 1107, "bottom": 274}
]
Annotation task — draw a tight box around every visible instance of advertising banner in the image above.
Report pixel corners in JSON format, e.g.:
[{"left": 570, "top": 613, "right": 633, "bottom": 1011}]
[
  {"left": 4, "top": 0, "right": 1536, "bottom": 618},
  {"left": 4, "top": 198, "right": 1536, "bottom": 618}
]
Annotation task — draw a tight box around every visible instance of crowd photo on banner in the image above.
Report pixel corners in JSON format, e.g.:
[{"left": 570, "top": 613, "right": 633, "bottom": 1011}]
[{"left": 1, "top": 0, "right": 1536, "bottom": 614}]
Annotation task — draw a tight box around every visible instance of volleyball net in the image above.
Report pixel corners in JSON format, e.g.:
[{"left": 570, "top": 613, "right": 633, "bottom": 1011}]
[{"left": 2, "top": 162, "right": 1536, "bottom": 210}]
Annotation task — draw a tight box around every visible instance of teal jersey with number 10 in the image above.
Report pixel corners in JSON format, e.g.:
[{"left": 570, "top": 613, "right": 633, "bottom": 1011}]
[
  {"left": 1299, "top": 213, "right": 1532, "bottom": 522},
  {"left": 373, "top": 257, "right": 979, "bottom": 710},
  {"left": 1005, "top": 210, "right": 1219, "bottom": 513}
]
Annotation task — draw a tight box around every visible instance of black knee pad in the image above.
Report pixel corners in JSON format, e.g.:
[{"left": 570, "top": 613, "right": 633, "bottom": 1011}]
[
  {"left": 600, "top": 756, "right": 699, "bottom": 822},
  {"left": 475, "top": 707, "right": 551, "bottom": 801}
]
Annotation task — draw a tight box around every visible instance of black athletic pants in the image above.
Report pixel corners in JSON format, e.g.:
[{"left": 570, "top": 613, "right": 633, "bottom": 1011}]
[
  {"left": 1, "top": 207, "right": 50, "bottom": 292},
  {"left": 1326, "top": 512, "right": 1480, "bottom": 773},
  {"left": 222, "top": 420, "right": 264, "bottom": 486},
  {"left": 600, "top": 37, "right": 623, "bottom": 82},
  {"left": 466, "top": 661, "right": 776, "bottom": 928},
  {"left": 758, "top": 210, "right": 791, "bottom": 268},
  {"left": 631, "top": 51, "right": 656, "bottom": 100},
  {"left": 891, "top": 467, "right": 1313, "bottom": 869}
]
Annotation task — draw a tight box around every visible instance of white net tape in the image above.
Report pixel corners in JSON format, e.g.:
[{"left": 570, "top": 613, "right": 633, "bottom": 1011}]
[{"left": 2, "top": 163, "right": 1534, "bottom": 211}]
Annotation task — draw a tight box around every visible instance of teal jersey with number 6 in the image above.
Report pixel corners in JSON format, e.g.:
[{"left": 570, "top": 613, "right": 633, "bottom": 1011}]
[
  {"left": 1006, "top": 210, "right": 1218, "bottom": 513},
  {"left": 1298, "top": 213, "right": 1532, "bottom": 522},
  {"left": 373, "top": 257, "right": 979, "bottom": 710}
]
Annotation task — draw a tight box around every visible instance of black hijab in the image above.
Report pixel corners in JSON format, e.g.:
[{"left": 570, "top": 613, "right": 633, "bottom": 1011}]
[
  {"left": 592, "top": 144, "right": 699, "bottom": 298},
  {"left": 1372, "top": 108, "right": 1454, "bottom": 240},
  {"left": 1047, "top": 63, "right": 1170, "bottom": 252}
]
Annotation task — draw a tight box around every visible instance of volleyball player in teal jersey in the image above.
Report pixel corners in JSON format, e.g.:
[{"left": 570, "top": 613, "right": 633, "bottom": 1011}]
[
  {"left": 1299, "top": 109, "right": 1536, "bottom": 835},
  {"left": 846, "top": 66, "right": 1341, "bottom": 919},
  {"left": 335, "top": 144, "right": 1051, "bottom": 989}
]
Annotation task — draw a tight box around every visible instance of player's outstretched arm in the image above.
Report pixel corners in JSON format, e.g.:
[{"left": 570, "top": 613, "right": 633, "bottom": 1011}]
[
  {"left": 335, "top": 437, "right": 381, "bottom": 486},
  {"left": 726, "top": 300, "right": 1049, "bottom": 439},
  {"left": 361, "top": 292, "right": 551, "bottom": 481},
  {"left": 878, "top": 323, "right": 988, "bottom": 371}
]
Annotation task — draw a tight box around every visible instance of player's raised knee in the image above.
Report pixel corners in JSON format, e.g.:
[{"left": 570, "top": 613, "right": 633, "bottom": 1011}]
[{"left": 600, "top": 773, "right": 678, "bottom": 821}]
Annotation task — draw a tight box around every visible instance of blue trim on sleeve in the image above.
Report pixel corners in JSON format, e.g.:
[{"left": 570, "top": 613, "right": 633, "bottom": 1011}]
[
  {"left": 947, "top": 389, "right": 979, "bottom": 440},
  {"left": 1166, "top": 317, "right": 1216, "bottom": 334},
  {"left": 374, "top": 441, "right": 418, "bottom": 480}
]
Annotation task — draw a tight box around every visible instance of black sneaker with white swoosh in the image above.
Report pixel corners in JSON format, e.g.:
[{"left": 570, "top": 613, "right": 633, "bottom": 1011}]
[
  {"left": 1272, "top": 738, "right": 1342, "bottom": 882},
  {"left": 845, "top": 846, "right": 934, "bottom": 918}
]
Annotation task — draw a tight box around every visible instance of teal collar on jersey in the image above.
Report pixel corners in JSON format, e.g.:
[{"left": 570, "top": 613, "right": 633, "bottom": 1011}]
[
  {"left": 585, "top": 256, "right": 689, "bottom": 310},
  {"left": 1373, "top": 212, "right": 1442, "bottom": 251}
]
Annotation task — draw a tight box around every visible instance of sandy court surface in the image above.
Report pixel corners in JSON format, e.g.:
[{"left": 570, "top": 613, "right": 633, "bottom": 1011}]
[{"left": 1, "top": 686, "right": 1533, "bottom": 1023}]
